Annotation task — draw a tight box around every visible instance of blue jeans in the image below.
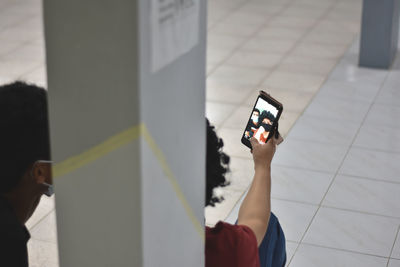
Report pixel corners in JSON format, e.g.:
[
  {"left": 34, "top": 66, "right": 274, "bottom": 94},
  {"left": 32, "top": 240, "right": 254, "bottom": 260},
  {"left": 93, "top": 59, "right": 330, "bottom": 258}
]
[{"left": 236, "top": 212, "right": 286, "bottom": 267}]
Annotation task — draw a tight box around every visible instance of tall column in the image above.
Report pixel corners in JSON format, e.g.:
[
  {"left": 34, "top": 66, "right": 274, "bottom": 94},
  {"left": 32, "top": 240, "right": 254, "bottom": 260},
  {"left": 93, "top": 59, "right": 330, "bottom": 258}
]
[
  {"left": 44, "top": 0, "right": 206, "bottom": 266},
  {"left": 359, "top": 0, "right": 400, "bottom": 69}
]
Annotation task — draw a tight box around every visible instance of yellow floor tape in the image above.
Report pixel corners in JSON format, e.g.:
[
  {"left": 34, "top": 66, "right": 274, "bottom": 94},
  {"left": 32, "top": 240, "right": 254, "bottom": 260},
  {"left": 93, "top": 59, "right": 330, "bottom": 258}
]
[{"left": 53, "top": 123, "right": 204, "bottom": 241}]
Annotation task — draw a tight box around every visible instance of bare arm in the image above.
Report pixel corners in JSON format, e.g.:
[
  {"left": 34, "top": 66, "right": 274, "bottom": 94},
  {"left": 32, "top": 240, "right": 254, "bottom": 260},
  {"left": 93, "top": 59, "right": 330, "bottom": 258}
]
[{"left": 237, "top": 137, "right": 276, "bottom": 246}]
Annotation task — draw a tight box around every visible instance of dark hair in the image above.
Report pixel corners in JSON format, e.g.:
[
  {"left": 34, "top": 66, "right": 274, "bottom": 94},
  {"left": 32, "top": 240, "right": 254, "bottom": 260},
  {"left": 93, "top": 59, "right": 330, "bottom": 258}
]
[
  {"left": 206, "top": 119, "right": 230, "bottom": 207},
  {"left": 0, "top": 81, "right": 50, "bottom": 194},
  {"left": 259, "top": 110, "right": 275, "bottom": 123},
  {"left": 253, "top": 108, "right": 260, "bottom": 115}
]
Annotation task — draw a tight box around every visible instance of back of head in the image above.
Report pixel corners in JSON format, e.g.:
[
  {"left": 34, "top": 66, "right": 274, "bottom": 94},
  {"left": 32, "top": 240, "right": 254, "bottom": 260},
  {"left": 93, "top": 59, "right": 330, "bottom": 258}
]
[
  {"left": 206, "top": 119, "right": 230, "bottom": 207},
  {"left": 0, "top": 81, "right": 50, "bottom": 194}
]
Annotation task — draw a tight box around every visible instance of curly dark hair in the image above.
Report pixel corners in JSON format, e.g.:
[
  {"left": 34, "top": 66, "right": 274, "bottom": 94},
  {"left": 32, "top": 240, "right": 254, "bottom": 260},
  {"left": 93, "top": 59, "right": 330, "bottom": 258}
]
[
  {"left": 206, "top": 119, "right": 230, "bottom": 207},
  {"left": 259, "top": 110, "right": 275, "bottom": 123},
  {"left": 0, "top": 81, "right": 50, "bottom": 194}
]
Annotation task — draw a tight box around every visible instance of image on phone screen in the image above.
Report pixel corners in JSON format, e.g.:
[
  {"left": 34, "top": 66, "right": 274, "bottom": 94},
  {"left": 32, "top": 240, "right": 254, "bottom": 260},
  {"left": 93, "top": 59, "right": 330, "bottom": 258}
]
[{"left": 244, "top": 96, "right": 279, "bottom": 144}]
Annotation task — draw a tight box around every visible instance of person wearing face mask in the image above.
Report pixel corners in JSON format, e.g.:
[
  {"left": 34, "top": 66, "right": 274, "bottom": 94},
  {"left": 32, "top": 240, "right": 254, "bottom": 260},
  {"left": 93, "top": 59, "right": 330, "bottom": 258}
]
[
  {"left": 254, "top": 111, "right": 276, "bottom": 144},
  {"left": 0, "top": 81, "right": 53, "bottom": 267},
  {"left": 245, "top": 109, "right": 260, "bottom": 139}
]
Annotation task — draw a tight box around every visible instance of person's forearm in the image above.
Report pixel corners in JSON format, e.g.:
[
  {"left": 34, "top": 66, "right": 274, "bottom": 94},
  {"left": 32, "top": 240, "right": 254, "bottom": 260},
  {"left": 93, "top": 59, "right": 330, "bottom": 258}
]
[{"left": 237, "top": 165, "right": 271, "bottom": 245}]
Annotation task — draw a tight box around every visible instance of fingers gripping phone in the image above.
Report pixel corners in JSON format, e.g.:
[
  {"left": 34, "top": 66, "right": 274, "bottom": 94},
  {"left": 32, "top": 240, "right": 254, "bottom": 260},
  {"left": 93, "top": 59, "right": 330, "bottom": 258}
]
[{"left": 241, "top": 91, "right": 283, "bottom": 149}]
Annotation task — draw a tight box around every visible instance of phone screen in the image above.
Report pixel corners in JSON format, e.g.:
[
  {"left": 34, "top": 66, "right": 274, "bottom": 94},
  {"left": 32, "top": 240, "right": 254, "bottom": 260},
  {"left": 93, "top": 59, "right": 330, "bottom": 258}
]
[{"left": 243, "top": 96, "right": 279, "bottom": 144}]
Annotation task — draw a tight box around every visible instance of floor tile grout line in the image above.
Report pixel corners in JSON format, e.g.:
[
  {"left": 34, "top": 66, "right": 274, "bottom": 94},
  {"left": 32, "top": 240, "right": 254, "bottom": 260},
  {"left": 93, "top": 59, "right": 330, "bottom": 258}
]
[
  {"left": 216, "top": 0, "right": 306, "bottom": 131},
  {"left": 218, "top": 1, "right": 359, "bottom": 138},
  {"left": 272, "top": 161, "right": 400, "bottom": 186},
  {"left": 28, "top": 207, "right": 56, "bottom": 231},
  {"left": 387, "top": 225, "right": 400, "bottom": 267},
  {"left": 285, "top": 2, "right": 380, "bottom": 265},
  {"left": 206, "top": 3, "right": 289, "bottom": 79},
  {"left": 210, "top": 0, "right": 298, "bottom": 133},
  {"left": 208, "top": 1, "right": 360, "bottom": 136},
  {"left": 287, "top": 35, "right": 393, "bottom": 265},
  {"left": 300, "top": 242, "right": 392, "bottom": 260},
  {"left": 270, "top": 196, "right": 400, "bottom": 221}
]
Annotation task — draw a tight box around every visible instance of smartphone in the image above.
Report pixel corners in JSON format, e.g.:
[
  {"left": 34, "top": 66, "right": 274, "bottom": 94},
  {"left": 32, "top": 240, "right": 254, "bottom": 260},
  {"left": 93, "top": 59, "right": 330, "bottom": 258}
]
[{"left": 241, "top": 91, "right": 283, "bottom": 149}]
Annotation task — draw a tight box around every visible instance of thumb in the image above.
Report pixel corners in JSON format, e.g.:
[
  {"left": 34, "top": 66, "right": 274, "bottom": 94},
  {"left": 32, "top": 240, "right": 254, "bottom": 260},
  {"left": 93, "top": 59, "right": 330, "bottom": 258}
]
[{"left": 250, "top": 137, "right": 258, "bottom": 148}]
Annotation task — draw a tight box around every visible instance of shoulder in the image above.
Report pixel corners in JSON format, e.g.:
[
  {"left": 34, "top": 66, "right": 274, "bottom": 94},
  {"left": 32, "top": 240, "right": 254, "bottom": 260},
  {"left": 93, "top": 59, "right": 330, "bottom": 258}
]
[
  {"left": 206, "top": 221, "right": 260, "bottom": 267},
  {"left": 0, "top": 200, "right": 30, "bottom": 246},
  {"left": 206, "top": 221, "right": 257, "bottom": 245}
]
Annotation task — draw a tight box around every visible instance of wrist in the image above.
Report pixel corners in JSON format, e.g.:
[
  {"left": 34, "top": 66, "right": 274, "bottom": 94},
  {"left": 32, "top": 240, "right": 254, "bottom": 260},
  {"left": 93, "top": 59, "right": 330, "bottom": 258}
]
[{"left": 254, "top": 163, "right": 271, "bottom": 173}]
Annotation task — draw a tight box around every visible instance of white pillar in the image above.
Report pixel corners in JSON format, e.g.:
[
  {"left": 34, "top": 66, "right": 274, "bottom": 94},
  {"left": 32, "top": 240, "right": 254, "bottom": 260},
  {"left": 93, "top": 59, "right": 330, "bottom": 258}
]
[{"left": 44, "top": 0, "right": 206, "bottom": 266}]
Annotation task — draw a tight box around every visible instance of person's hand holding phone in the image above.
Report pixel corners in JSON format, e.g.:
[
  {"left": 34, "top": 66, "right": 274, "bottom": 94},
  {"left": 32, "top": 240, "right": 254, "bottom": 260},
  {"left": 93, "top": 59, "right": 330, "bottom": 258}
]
[{"left": 250, "top": 136, "right": 277, "bottom": 171}]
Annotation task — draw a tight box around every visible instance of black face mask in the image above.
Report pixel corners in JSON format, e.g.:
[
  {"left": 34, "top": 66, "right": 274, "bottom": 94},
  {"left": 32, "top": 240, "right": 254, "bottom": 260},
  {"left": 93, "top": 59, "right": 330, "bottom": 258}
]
[{"left": 261, "top": 123, "right": 272, "bottom": 132}]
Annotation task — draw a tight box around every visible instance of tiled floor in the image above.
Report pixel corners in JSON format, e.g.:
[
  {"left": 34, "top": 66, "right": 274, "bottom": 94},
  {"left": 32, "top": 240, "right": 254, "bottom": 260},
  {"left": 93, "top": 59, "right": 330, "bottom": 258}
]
[
  {"left": 205, "top": 0, "right": 362, "bottom": 226},
  {"left": 226, "top": 33, "right": 400, "bottom": 267},
  {"left": 1, "top": 0, "right": 400, "bottom": 266}
]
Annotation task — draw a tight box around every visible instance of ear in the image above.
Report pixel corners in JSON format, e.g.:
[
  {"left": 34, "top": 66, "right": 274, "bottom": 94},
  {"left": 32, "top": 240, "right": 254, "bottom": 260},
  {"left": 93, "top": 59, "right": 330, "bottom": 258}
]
[{"left": 32, "top": 163, "right": 52, "bottom": 184}]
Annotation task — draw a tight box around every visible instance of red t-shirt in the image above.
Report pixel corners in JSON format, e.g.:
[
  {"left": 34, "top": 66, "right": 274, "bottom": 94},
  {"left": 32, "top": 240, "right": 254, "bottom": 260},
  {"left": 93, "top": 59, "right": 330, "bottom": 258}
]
[{"left": 206, "top": 221, "right": 260, "bottom": 267}]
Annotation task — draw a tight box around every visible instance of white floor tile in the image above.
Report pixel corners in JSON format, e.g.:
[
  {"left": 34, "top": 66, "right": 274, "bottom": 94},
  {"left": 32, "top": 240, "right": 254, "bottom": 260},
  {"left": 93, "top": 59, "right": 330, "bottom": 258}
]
[
  {"left": 282, "top": 6, "right": 326, "bottom": 20},
  {"left": 28, "top": 238, "right": 59, "bottom": 267},
  {"left": 226, "top": 50, "right": 284, "bottom": 69},
  {"left": 206, "top": 101, "right": 237, "bottom": 127},
  {"left": 205, "top": 187, "right": 247, "bottom": 226},
  {"left": 206, "top": 79, "right": 255, "bottom": 104},
  {"left": 224, "top": 189, "right": 247, "bottom": 225},
  {"left": 0, "top": 59, "right": 42, "bottom": 77},
  {"left": 286, "top": 241, "right": 299, "bottom": 265},
  {"left": 389, "top": 259, "right": 400, "bottom": 267},
  {"left": 207, "top": 48, "right": 234, "bottom": 65},
  {"left": 289, "top": 244, "right": 388, "bottom": 267},
  {"left": 223, "top": 11, "right": 269, "bottom": 27},
  {"left": 271, "top": 165, "right": 333, "bottom": 204},
  {"left": 329, "top": 63, "right": 388, "bottom": 86},
  {"left": 317, "top": 79, "right": 380, "bottom": 104},
  {"left": 290, "top": 42, "right": 347, "bottom": 60},
  {"left": 340, "top": 147, "right": 400, "bottom": 183},
  {"left": 227, "top": 156, "right": 255, "bottom": 188},
  {"left": 303, "top": 207, "right": 399, "bottom": 257},
  {"left": 242, "top": 37, "right": 296, "bottom": 54},
  {"left": 313, "top": 20, "right": 360, "bottom": 34},
  {"left": 30, "top": 211, "right": 58, "bottom": 243},
  {"left": 376, "top": 83, "right": 400, "bottom": 108},
  {"left": 354, "top": 124, "right": 400, "bottom": 153},
  {"left": 323, "top": 175, "right": 400, "bottom": 218},
  {"left": 391, "top": 231, "right": 400, "bottom": 259},
  {"left": 302, "top": 30, "right": 355, "bottom": 46},
  {"left": 217, "top": 127, "right": 252, "bottom": 159},
  {"left": 277, "top": 56, "right": 338, "bottom": 76},
  {"left": 304, "top": 95, "right": 370, "bottom": 123},
  {"left": 0, "top": 40, "right": 23, "bottom": 57},
  {"left": 26, "top": 195, "right": 55, "bottom": 230},
  {"left": 263, "top": 71, "right": 326, "bottom": 92},
  {"left": 364, "top": 104, "right": 400, "bottom": 130},
  {"left": 207, "top": 33, "right": 246, "bottom": 50},
  {"left": 19, "top": 65, "right": 47, "bottom": 88},
  {"left": 268, "top": 16, "right": 318, "bottom": 29},
  {"left": 239, "top": 3, "right": 285, "bottom": 16},
  {"left": 257, "top": 26, "right": 306, "bottom": 42},
  {"left": 208, "top": 64, "right": 269, "bottom": 85},
  {"left": 2, "top": 42, "right": 45, "bottom": 62},
  {"left": 210, "top": 22, "right": 260, "bottom": 37},
  {"left": 271, "top": 199, "right": 318, "bottom": 242},
  {"left": 288, "top": 115, "right": 360, "bottom": 146},
  {"left": 272, "top": 139, "right": 348, "bottom": 173},
  {"left": 222, "top": 105, "right": 254, "bottom": 129},
  {"left": 278, "top": 111, "right": 301, "bottom": 137}
]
